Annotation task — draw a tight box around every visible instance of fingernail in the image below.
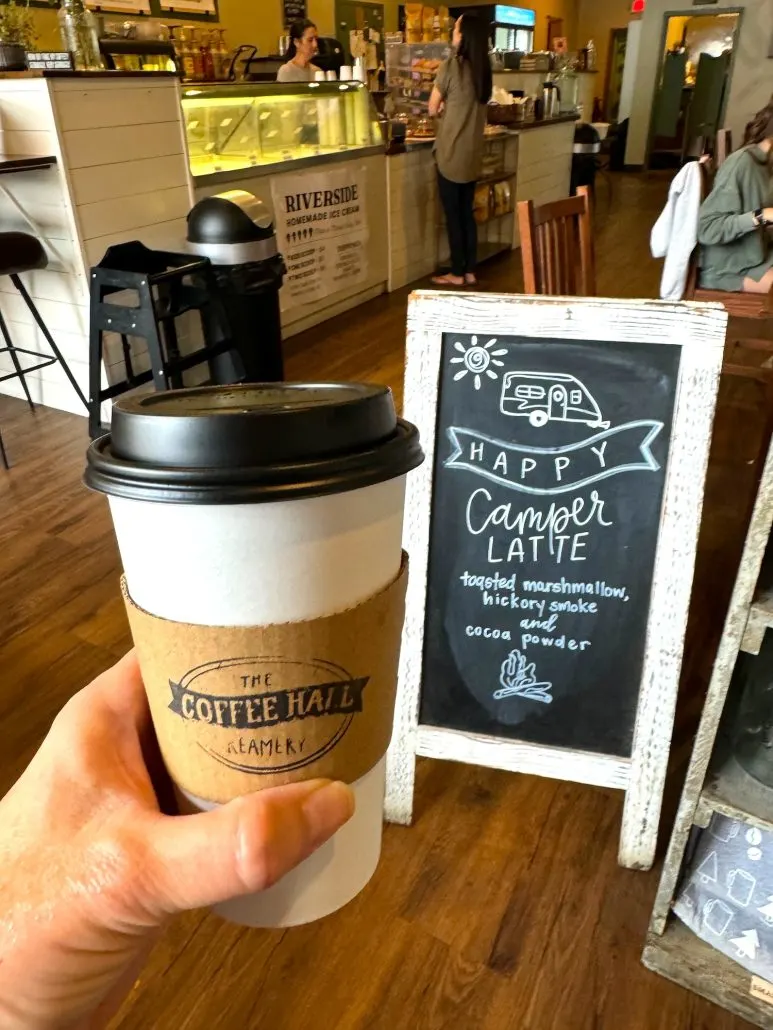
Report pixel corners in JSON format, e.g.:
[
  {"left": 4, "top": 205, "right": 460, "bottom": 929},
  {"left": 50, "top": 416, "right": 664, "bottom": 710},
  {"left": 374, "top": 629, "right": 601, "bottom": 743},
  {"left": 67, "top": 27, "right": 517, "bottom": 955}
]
[{"left": 302, "top": 781, "right": 355, "bottom": 848}]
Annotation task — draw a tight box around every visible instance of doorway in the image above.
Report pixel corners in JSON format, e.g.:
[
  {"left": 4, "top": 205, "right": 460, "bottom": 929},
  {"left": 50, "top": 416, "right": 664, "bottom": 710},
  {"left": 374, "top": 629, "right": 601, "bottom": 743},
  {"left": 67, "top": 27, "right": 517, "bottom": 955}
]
[
  {"left": 604, "top": 27, "right": 628, "bottom": 123},
  {"left": 546, "top": 16, "right": 563, "bottom": 50},
  {"left": 336, "top": 1, "right": 385, "bottom": 64},
  {"left": 647, "top": 9, "right": 742, "bottom": 169}
]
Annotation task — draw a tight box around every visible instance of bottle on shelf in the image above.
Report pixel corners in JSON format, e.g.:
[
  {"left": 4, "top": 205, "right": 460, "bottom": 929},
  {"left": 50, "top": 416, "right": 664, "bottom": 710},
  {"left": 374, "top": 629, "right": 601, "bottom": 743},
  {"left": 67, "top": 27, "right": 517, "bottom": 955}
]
[
  {"left": 177, "top": 26, "right": 197, "bottom": 81},
  {"left": 58, "top": 0, "right": 102, "bottom": 71},
  {"left": 189, "top": 28, "right": 205, "bottom": 80},
  {"left": 212, "top": 28, "right": 229, "bottom": 80},
  {"left": 200, "top": 32, "right": 215, "bottom": 81}
]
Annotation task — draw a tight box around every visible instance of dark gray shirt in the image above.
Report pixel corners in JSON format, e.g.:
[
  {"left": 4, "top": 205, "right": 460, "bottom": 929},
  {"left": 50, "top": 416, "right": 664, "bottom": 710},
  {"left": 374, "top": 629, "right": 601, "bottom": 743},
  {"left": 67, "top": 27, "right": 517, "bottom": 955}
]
[{"left": 433, "top": 57, "right": 488, "bottom": 184}]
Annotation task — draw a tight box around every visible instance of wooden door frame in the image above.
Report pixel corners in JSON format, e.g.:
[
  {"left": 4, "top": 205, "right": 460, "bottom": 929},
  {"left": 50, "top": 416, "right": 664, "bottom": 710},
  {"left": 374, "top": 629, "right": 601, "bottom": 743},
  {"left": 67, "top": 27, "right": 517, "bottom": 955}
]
[
  {"left": 546, "top": 16, "right": 563, "bottom": 50},
  {"left": 603, "top": 27, "right": 628, "bottom": 123},
  {"left": 645, "top": 6, "right": 744, "bottom": 169}
]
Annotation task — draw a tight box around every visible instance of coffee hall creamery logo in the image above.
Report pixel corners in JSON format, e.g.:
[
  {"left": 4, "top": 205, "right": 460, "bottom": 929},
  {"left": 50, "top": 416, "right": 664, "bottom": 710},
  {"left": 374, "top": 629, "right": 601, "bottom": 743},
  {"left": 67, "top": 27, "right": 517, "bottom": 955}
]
[{"left": 168, "top": 657, "right": 369, "bottom": 775}]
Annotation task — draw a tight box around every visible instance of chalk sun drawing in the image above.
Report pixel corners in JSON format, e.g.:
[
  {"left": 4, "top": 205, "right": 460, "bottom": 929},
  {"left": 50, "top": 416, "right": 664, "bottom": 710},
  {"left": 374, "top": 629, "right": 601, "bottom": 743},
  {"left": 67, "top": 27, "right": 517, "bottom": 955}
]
[
  {"left": 494, "top": 648, "right": 553, "bottom": 704},
  {"left": 450, "top": 336, "right": 507, "bottom": 391}
]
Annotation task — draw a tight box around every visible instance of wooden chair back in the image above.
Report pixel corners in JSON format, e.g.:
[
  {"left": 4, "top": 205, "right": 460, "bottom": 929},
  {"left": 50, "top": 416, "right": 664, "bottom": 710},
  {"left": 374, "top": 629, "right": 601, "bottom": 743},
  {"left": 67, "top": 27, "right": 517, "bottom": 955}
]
[
  {"left": 684, "top": 159, "right": 712, "bottom": 301},
  {"left": 517, "top": 186, "right": 595, "bottom": 297},
  {"left": 715, "top": 128, "right": 732, "bottom": 168}
]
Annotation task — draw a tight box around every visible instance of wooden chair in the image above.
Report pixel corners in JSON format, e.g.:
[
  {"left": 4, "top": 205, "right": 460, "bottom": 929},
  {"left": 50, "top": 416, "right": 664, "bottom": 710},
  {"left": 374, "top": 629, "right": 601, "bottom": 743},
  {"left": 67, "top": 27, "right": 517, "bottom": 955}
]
[
  {"left": 714, "top": 127, "right": 732, "bottom": 168},
  {"left": 517, "top": 186, "right": 596, "bottom": 297}
]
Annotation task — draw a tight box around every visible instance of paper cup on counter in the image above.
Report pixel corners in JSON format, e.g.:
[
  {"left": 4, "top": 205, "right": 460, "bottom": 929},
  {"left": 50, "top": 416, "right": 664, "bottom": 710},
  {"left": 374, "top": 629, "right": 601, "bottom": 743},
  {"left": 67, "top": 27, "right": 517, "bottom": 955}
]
[
  {"left": 339, "top": 65, "right": 352, "bottom": 81},
  {"left": 84, "top": 384, "right": 423, "bottom": 927},
  {"left": 313, "top": 69, "right": 327, "bottom": 82}
]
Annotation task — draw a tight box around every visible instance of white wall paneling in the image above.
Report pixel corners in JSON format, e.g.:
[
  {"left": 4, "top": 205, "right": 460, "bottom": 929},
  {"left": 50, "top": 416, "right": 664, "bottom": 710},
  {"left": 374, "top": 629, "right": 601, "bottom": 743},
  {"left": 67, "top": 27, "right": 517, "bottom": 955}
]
[{"left": 0, "top": 76, "right": 195, "bottom": 416}]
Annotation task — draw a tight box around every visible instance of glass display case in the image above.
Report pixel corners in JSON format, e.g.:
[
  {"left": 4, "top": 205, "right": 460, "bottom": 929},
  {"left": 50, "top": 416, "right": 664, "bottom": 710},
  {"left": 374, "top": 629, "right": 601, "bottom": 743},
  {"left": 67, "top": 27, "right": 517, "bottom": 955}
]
[
  {"left": 181, "top": 81, "right": 383, "bottom": 177},
  {"left": 385, "top": 42, "right": 450, "bottom": 132}
]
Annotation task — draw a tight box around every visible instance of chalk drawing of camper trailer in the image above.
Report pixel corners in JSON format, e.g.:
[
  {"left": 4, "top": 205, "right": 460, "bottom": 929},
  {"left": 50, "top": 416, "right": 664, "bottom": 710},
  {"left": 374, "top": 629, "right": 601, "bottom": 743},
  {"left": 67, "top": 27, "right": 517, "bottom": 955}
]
[{"left": 500, "top": 372, "right": 611, "bottom": 430}]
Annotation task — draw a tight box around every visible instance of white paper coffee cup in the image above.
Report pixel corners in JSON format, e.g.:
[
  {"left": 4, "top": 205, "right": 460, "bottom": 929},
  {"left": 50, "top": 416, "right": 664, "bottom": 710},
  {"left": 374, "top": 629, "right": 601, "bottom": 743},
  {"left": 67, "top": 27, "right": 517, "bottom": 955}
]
[{"left": 85, "top": 384, "right": 423, "bottom": 927}]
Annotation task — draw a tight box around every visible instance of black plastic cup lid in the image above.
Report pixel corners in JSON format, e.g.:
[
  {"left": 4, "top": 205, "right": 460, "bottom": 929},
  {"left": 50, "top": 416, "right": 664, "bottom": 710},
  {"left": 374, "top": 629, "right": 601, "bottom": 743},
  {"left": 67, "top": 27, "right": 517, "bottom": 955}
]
[{"left": 84, "top": 383, "right": 424, "bottom": 504}]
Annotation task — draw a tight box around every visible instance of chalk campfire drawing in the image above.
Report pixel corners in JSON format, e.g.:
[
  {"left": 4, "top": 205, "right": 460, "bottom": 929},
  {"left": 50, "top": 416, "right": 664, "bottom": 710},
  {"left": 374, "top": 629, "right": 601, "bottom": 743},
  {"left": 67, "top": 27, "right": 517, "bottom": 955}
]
[
  {"left": 449, "top": 336, "right": 508, "bottom": 391},
  {"left": 494, "top": 648, "right": 553, "bottom": 704},
  {"left": 500, "top": 371, "right": 611, "bottom": 430}
]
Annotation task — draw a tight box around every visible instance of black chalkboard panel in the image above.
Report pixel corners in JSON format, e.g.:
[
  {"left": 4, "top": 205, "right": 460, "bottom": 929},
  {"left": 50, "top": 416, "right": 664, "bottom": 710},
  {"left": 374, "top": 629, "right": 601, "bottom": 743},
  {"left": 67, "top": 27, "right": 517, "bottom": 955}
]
[
  {"left": 419, "top": 333, "right": 681, "bottom": 757},
  {"left": 283, "top": 0, "right": 307, "bottom": 26}
]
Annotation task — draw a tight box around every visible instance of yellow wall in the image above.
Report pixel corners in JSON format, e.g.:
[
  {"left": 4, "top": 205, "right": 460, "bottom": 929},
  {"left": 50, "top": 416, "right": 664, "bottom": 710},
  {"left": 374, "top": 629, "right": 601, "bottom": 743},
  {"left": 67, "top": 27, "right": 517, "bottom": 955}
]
[
  {"left": 30, "top": 0, "right": 573, "bottom": 61},
  {"left": 664, "top": 15, "right": 689, "bottom": 51},
  {"left": 575, "top": 0, "right": 634, "bottom": 95},
  {"left": 28, "top": 0, "right": 342, "bottom": 55}
]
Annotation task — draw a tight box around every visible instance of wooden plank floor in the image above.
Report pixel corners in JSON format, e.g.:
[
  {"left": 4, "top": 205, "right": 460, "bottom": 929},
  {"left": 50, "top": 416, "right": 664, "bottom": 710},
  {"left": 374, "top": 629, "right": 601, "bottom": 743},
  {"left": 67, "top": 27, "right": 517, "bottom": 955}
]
[{"left": 0, "top": 172, "right": 766, "bottom": 1029}]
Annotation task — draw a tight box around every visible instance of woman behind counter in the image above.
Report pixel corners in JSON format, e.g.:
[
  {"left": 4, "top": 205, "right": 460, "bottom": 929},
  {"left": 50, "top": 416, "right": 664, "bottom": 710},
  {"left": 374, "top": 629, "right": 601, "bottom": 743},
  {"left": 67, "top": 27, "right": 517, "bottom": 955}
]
[
  {"left": 277, "top": 20, "right": 321, "bottom": 83},
  {"left": 428, "top": 14, "right": 492, "bottom": 287},
  {"left": 698, "top": 96, "right": 773, "bottom": 294}
]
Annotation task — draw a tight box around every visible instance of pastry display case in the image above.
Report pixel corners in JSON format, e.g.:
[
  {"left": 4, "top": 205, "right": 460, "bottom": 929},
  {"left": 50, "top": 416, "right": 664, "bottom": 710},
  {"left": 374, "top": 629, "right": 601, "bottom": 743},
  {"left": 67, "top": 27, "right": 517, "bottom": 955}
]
[
  {"left": 181, "top": 81, "right": 383, "bottom": 177},
  {"left": 385, "top": 42, "right": 450, "bottom": 131}
]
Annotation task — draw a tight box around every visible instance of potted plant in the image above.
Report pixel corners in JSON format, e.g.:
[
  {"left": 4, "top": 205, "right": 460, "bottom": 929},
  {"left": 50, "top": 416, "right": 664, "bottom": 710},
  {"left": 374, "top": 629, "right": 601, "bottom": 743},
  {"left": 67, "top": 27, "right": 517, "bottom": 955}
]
[{"left": 0, "top": 1, "right": 38, "bottom": 72}]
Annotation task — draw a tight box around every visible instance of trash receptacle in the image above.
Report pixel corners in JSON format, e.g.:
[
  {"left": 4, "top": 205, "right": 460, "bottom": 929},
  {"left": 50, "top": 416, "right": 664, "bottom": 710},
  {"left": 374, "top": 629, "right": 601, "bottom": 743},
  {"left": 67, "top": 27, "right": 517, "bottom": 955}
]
[
  {"left": 571, "top": 123, "right": 601, "bottom": 195},
  {"left": 187, "top": 190, "right": 285, "bottom": 383}
]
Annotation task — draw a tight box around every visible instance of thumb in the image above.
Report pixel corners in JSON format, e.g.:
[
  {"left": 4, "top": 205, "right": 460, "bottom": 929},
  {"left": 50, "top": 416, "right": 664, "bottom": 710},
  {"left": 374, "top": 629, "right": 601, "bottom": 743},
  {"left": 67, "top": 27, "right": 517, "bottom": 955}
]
[{"left": 139, "top": 779, "right": 355, "bottom": 917}]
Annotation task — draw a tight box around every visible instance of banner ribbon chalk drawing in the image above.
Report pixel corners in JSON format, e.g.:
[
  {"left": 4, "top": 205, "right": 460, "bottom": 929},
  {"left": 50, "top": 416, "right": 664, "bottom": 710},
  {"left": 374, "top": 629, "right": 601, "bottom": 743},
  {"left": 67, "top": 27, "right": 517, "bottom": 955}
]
[{"left": 445, "top": 421, "right": 664, "bottom": 495}]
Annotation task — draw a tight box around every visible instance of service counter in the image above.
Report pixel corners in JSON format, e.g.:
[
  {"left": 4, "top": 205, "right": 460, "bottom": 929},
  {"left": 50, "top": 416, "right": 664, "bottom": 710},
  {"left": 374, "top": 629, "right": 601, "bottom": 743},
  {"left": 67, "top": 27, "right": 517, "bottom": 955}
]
[
  {"left": 387, "top": 116, "right": 577, "bottom": 291},
  {"left": 0, "top": 72, "right": 579, "bottom": 414},
  {"left": 182, "top": 81, "right": 388, "bottom": 338}
]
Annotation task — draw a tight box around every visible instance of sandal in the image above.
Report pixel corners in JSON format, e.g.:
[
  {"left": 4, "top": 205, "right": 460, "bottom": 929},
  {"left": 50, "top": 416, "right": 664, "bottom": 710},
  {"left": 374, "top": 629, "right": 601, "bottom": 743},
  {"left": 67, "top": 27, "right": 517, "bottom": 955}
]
[{"left": 431, "top": 273, "right": 465, "bottom": 286}]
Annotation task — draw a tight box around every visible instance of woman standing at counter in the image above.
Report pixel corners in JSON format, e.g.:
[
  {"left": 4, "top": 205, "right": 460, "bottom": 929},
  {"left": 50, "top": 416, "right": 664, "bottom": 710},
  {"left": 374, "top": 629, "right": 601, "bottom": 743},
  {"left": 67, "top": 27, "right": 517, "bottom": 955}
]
[
  {"left": 277, "top": 20, "right": 321, "bottom": 82},
  {"left": 428, "top": 15, "right": 492, "bottom": 287}
]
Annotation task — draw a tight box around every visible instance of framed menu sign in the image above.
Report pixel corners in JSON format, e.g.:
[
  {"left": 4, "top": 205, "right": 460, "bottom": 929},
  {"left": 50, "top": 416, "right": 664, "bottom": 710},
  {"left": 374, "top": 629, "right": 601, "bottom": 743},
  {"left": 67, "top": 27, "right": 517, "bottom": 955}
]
[
  {"left": 385, "top": 292, "right": 726, "bottom": 870},
  {"left": 283, "top": 0, "right": 307, "bottom": 24},
  {"left": 158, "top": 0, "right": 216, "bottom": 12}
]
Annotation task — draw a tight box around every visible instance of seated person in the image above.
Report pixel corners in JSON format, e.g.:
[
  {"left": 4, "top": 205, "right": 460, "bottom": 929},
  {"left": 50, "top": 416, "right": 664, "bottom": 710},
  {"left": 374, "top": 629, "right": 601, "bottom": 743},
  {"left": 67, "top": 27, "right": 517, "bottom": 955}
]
[{"left": 698, "top": 97, "right": 773, "bottom": 294}]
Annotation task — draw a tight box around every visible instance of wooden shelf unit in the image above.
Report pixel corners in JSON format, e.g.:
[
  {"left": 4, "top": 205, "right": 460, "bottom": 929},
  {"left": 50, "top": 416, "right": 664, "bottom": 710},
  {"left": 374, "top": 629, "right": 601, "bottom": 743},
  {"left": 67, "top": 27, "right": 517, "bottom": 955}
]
[{"left": 643, "top": 434, "right": 773, "bottom": 1028}]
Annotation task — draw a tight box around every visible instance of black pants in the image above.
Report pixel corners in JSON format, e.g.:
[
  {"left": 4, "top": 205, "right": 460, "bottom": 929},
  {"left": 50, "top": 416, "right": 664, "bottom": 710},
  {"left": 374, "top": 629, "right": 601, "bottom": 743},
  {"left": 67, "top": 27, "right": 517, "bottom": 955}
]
[{"left": 437, "top": 171, "right": 477, "bottom": 277}]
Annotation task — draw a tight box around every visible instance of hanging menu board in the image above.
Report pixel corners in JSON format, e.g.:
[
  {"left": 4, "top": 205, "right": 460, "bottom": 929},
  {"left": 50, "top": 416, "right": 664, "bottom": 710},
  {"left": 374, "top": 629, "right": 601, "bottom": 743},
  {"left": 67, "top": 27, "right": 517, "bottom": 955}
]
[
  {"left": 283, "top": 0, "right": 307, "bottom": 25},
  {"left": 385, "top": 292, "right": 726, "bottom": 871},
  {"left": 158, "top": 0, "right": 216, "bottom": 12}
]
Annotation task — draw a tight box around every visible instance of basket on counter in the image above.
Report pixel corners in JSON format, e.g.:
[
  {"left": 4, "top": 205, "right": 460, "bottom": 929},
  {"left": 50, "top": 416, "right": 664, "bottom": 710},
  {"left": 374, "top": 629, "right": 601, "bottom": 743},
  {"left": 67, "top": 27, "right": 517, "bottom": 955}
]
[{"left": 486, "top": 104, "right": 524, "bottom": 125}]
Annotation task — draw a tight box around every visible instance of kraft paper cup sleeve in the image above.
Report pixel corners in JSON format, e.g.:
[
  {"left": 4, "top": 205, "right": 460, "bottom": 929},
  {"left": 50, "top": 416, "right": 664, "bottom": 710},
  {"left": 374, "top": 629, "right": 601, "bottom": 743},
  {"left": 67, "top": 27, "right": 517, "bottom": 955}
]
[{"left": 123, "top": 554, "right": 409, "bottom": 804}]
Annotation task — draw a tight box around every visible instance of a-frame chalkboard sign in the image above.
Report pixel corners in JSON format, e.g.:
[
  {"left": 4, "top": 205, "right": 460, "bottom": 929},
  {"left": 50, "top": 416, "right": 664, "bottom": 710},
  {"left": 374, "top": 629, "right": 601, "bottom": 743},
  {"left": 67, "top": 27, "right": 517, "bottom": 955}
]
[{"left": 385, "top": 292, "right": 727, "bottom": 870}]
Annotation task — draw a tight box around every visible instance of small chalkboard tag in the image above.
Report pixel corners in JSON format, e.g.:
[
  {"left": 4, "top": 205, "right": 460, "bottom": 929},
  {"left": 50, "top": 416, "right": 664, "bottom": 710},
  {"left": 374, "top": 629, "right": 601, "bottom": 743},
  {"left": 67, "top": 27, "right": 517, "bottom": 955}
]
[
  {"left": 283, "top": 0, "right": 307, "bottom": 25},
  {"left": 25, "top": 51, "right": 75, "bottom": 71},
  {"left": 385, "top": 292, "right": 727, "bottom": 871}
]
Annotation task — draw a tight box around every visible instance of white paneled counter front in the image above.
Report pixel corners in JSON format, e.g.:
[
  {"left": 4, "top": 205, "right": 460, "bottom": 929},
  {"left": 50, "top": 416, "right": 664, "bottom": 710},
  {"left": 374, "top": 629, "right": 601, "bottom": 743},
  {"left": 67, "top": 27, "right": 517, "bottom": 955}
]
[{"left": 0, "top": 72, "right": 191, "bottom": 413}]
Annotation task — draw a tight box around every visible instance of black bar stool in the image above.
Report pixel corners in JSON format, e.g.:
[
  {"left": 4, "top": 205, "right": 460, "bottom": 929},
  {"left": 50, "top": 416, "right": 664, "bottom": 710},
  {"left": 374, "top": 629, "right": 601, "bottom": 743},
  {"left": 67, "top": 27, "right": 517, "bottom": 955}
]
[{"left": 0, "top": 231, "right": 88, "bottom": 469}]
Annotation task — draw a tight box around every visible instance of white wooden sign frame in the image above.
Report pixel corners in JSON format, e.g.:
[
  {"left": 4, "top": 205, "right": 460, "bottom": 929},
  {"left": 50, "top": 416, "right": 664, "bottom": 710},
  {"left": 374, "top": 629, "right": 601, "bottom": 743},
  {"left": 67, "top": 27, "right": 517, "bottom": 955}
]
[{"left": 385, "top": 292, "right": 727, "bottom": 871}]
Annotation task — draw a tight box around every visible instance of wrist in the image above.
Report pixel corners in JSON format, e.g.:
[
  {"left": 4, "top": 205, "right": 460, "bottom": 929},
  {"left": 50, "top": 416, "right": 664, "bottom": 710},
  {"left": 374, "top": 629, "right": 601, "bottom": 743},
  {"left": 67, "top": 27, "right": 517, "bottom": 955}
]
[{"left": 754, "top": 208, "right": 769, "bottom": 228}]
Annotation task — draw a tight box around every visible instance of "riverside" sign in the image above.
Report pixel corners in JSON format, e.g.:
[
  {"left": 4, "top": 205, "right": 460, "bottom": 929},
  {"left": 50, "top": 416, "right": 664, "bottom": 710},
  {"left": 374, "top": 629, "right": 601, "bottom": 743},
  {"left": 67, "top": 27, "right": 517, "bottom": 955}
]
[{"left": 385, "top": 292, "right": 726, "bottom": 870}]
